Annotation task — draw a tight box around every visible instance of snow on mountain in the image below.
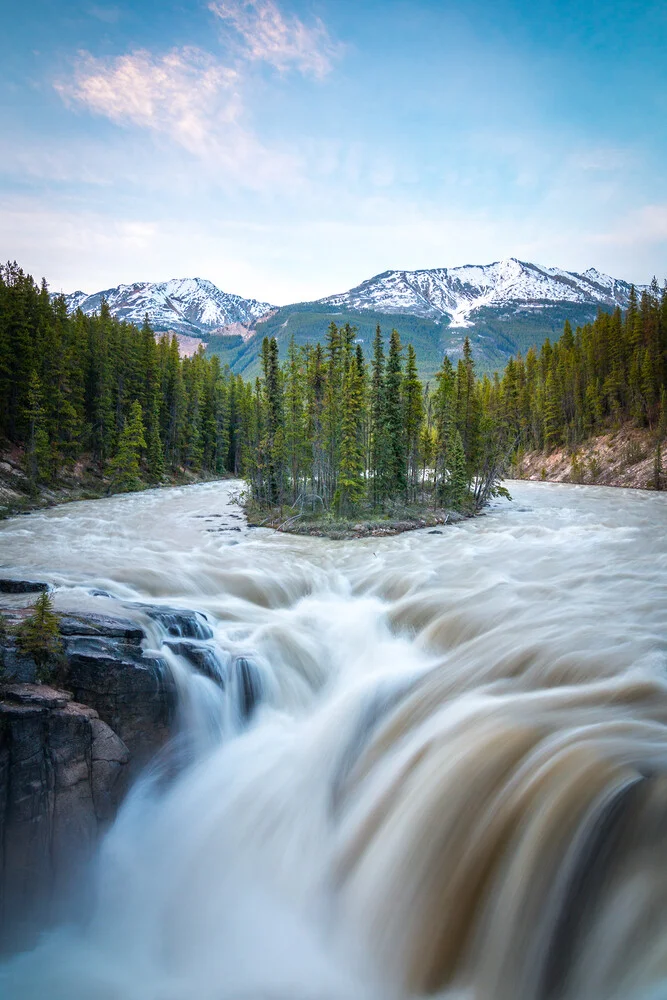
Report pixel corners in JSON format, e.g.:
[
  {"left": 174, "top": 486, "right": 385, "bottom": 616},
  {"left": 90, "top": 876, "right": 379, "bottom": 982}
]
[
  {"left": 62, "top": 277, "right": 275, "bottom": 339},
  {"left": 317, "top": 258, "right": 646, "bottom": 328}
]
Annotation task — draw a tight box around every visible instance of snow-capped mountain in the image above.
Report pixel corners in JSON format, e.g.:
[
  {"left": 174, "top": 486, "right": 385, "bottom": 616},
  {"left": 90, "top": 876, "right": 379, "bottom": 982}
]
[
  {"left": 317, "top": 258, "right": 644, "bottom": 328},
  {"left": 62, "top": 277, "right": 275, "bottom": 339}
]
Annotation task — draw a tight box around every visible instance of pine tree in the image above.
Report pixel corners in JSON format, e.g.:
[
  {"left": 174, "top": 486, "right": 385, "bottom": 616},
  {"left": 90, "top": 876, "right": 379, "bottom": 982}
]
[
  {"left": 385, "top": 329, "right": 406, "bottom": 496},
  {"left": 334, "top": 346, "right": 366, "bottom": 514},
  {"left": 23, "top": 370, "right": 51, "bottom": 484},
  {"left": 15, "top": 592, "right": 63, "bottom": 683},
  {"left": 369, "top": 324, "right": 389, "bottom": 507},
  {"left": 403, "top": 344, "right": 424, "bottom": 502},
  {"left": 108, "top": 400, "right": 146, "bottom": 492}
]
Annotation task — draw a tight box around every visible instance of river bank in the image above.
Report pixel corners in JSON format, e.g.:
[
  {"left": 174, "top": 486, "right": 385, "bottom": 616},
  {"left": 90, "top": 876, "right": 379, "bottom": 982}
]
[
  {"left": 0, "top": 445, "right": 230, "bottom": 519},
  {"left": 513, "top": 423, "right": 664, "bottom": 490},
  {"left": 245, "top": 503, "right": 467, "bottom": 539}
]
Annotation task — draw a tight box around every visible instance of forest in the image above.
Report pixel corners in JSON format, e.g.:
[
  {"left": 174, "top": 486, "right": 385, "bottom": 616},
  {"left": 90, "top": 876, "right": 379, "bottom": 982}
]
[{"left": 1, "top": 261, "right": 666, "bottom": 518}]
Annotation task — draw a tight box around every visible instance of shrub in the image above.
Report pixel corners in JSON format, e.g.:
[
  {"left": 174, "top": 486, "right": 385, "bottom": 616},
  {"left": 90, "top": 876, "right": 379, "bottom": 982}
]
[
  {"left": 587, "top": 456, "right": 601, "bottom": 481},
  {"left": 570, "top": 452, "right": 585, "bottom": 484},
  {"left": 622, "top": 440, "right": 647, "bottom": 467},
  {"left": 15, "top": 592, "right": 64, "bottom": 683}
]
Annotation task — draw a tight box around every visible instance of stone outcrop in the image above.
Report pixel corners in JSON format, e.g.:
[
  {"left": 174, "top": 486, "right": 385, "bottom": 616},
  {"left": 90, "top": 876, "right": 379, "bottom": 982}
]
[
  {"left": 0, "top": 683, "right": 129, "bottom": 950},
  {"left": 0, "top": 598, "right": 180, "bottom": 951}
]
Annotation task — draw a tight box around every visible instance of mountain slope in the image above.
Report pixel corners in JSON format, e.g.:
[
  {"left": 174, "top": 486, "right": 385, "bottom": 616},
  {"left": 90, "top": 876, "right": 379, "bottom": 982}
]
[
  {"left": 317, "top": 258, "right": 641, "bottom": 328},
  {"left": 60, "top": 259, "right": 651, "bottom": 378},
  {"left": 62, "top": 277, "right": 275, "bottom": 338}
]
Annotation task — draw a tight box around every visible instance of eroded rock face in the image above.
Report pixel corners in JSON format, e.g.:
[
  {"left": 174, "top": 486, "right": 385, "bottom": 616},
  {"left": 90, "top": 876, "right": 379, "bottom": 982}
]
[
  {"left": 0, "top": 603, "right": 178, "bottom": 951},
  {"left": 0, "top": 684, "right": 129, "bottom": 951},
  {"left": 64, "top": 637, "right": 174, "bottom": 764}
]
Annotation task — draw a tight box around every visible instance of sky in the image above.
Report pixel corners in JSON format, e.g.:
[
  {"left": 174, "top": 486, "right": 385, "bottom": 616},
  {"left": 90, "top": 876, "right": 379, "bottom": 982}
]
[{"left": 1, "top": 0, "right": 666, "bottom": 304}]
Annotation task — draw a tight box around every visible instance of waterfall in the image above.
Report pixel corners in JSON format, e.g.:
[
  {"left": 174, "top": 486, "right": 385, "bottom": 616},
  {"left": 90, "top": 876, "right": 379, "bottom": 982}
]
[{"left": 1, "top": 479, "right": 667, "bottom": 1000}]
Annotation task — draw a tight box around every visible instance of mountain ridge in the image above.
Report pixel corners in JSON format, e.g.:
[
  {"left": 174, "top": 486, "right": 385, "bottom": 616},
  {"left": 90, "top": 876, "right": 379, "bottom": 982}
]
[
  {"left": 62, "top": 258, "right": 649, "bottom": 340},
  {"left": 61, "top": 276, "right": 274, "bottom": 340},
  {"left": 316, "top": 258, "right": 643, "bottom": 328},
  {"left": 59, "top": 258, "right": 654, "bottom": 376}
]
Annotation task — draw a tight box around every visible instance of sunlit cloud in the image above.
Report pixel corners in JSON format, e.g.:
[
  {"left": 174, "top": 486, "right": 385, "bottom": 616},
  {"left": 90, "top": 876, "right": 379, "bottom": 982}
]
[
  {"left": 54, "top": 46, "right": 299, "bottom": 188},
  {"left": 56, "top": 47, "right": 241, "bottom": 155},
  {"left": 209, "top": 0, "right": 343, "bottom": 78}
]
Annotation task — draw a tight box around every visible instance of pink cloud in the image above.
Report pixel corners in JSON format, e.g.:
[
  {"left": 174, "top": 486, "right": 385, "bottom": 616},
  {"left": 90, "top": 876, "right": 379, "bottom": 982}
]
[{"left": 209, "top": 0, "right": 343, "bottom": 78}]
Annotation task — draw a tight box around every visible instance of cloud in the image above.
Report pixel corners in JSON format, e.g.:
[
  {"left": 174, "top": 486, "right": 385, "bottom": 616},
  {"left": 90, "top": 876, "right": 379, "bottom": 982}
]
[
  {"left": 209, "top": 0, "right": 342, "bottom": 78},
  {"left": 55, "top": 47, "right": 299, "bottom": 188},
  {"left": 56, "top": 47, "right": 241, "bottom": 156}
]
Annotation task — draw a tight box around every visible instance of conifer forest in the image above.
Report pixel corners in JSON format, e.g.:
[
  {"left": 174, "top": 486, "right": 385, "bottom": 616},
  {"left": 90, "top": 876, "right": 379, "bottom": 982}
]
[{"left": 1, "top": 261, "right": 666, "bottom": 517}]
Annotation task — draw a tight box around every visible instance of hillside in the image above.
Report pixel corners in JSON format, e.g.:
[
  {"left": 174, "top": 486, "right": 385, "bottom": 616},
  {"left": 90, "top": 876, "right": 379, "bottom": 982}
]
[
  {"left": 58, "top": 258, "right": 651, "bottom": 378},
  {"left": 512, "top": 426, "right": 662, "bottom": 491}
]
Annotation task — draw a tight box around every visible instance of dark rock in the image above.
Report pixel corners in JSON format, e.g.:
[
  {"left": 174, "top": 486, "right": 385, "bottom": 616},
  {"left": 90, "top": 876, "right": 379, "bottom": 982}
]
[
  {"left": 63, "top": 636, "right": 175, "bottom": 764},
  {"left": 0, "top": 634, "right": 42, "bottom": 683},
  {"left": 58, "top": 613, "right": 144, "bottom": 643},
  {"left": 0, "top": 579, "right": 49, "bottom": 594},
  {"left": 0, "top": 685, "right": 129, "bottom": 951},
  {"left": 231, "top": 657, "right": 263, "bottom": 720},
  {"left": 428, "top": 529, "right": 443, "bottom": 535},
  {"left": 135, "top": 604, "right": 214, "bottom": 640},
  {"left": 162, "top": 641, "right": 261, "bottom": 720},
  {"left": 164, "top": 639, "right": 225, "bottom": 682}
]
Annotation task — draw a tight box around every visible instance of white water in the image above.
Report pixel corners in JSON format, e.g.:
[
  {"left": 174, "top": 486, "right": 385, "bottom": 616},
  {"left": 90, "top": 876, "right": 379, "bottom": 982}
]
[{"left": 1, "top": 480, "right": 667, "bottom": 1000}]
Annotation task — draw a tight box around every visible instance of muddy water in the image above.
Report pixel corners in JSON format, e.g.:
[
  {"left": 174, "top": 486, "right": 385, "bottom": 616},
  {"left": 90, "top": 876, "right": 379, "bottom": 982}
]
[{"left": 1, "top": 480, "right": 667, "bottom": 1000}]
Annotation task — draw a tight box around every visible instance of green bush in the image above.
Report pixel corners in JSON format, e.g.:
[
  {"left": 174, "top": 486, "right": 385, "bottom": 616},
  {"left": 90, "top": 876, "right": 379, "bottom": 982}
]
[
  {"left": 587, "top": 456, "right": 601, "bottom": 481},
  {"left": 15, "top": 592, "right": 64, "bottom": 683},
  {"left": 622, "top": 440, "right": 647, "bottom": 467}
]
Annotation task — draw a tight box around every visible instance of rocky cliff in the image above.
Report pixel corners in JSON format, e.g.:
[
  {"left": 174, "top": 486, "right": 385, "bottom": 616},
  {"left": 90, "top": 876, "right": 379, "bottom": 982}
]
[{"left": 0, "top": 596, "right": 178, "bottom": 952}]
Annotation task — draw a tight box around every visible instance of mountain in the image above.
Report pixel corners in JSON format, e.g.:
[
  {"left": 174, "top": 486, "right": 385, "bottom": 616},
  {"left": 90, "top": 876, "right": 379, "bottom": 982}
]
[
  {"left": 61, "top": 260, "right": 651, "bottom": 378},
  {"left": 316, "top": 259, "right": 640, "bottom": 327},
  {"left": 61, "top": 277, "right": 275, "bottom": 339}
]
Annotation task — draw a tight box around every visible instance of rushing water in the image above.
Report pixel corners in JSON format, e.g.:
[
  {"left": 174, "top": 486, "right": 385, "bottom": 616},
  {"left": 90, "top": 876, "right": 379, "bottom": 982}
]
[{"left": 1, "top": 480, "right": 667, "bottom": 1000}]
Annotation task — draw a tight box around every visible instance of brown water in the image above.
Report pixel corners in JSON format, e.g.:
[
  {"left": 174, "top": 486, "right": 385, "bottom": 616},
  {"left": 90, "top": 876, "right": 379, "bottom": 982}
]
[{"left": 1, "top": 479, "right": 667, "bottom": 1000}]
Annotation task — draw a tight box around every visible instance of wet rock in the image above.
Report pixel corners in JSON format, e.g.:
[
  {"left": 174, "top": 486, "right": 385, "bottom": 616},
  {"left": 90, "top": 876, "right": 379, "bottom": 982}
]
[
  {"left": 164, "top": 639, "right": 224, "bottom": 682},
  {"left": 233, "top": 656, "right": 262, "bottom": 720},
  {"left": 135, "top": 604, "right": 214, "bottom": 640},
  {"left": 163, "top": 641, "right": 261, "bottom": 720},
  {"left": 64, "top": 636, "right": 174, "bottom": 764},
  {"left": 0, "top": 579, "right": 49, "bottom": 594},
  {"left": 58, "top": 613, "right": 144, "bottom": 643},
  {"left": 428, "top": 530, "right": 443, "bottom": 535},
  {"left": 0, "top": 684, "right": 129, "bottom": 951}
]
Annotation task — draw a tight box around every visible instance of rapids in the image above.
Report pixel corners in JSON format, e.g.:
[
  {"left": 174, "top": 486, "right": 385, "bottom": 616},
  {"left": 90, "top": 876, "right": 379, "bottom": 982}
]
[{"left": 1, "top": 479, "right": 667, "bottom": 1000}]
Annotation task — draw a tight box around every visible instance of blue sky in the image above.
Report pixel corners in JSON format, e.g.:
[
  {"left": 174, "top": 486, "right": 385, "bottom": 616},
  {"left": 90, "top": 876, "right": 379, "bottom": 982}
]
[{"left": 1, "top": 0, "right": 666, "bottom": 303}]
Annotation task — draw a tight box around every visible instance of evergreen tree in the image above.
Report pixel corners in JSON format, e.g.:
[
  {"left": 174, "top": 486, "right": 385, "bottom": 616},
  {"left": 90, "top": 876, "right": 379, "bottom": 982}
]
[
  {"left": 23, "top": 370, "right": 51, "bottom": 484},
  {"left": 108, "top": 400, "right": 147, "bottom": 492},
  {"left": 15, "top": 592, "right": 63, "bottom": 683},
  {"left": 385, "top": 329, "right": 406, "bottom": 496}
]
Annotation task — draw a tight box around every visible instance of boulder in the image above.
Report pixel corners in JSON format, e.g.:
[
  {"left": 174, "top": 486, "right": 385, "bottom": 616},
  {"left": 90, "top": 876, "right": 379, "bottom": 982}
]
[{"left": 0, "top": 579, "right": 49, "bottom": 594}]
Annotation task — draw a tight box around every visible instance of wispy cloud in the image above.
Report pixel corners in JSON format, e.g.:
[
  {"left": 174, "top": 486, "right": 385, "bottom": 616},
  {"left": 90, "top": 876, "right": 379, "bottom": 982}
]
[
  {"left": 56, "top": 47, "right": 241, "bottom": 156},
  {"left": 54, "top": 46, "right": 299, "bottom": 187},
  {"left": 209, "top": 0, "right": 342, "bottom": 78}
]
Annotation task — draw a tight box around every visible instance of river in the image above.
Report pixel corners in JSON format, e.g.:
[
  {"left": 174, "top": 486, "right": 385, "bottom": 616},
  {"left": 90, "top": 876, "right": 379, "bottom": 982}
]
[{"left": 1, "top": 479, "right": 667, "bottom": 1000}]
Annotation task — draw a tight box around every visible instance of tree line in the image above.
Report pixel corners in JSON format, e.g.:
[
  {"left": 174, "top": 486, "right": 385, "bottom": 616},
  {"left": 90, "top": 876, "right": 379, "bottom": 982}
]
[
  {"left": 3, "top": 260, "right": 665, "bottom": 513},
  {"left": 245, "top": 323, "right": 508, "bottom": 515},
  {"left": 495, "top": 280, "right": 667, "bottom": 456},
  {"left": 0, "top": 262, "right": 250, "bottom": 492}
]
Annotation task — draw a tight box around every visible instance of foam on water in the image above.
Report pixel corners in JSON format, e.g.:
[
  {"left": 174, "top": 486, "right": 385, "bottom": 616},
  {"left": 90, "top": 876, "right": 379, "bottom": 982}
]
[{"left": 1, "top": 480, "right": 667, "bottom": 1000}]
